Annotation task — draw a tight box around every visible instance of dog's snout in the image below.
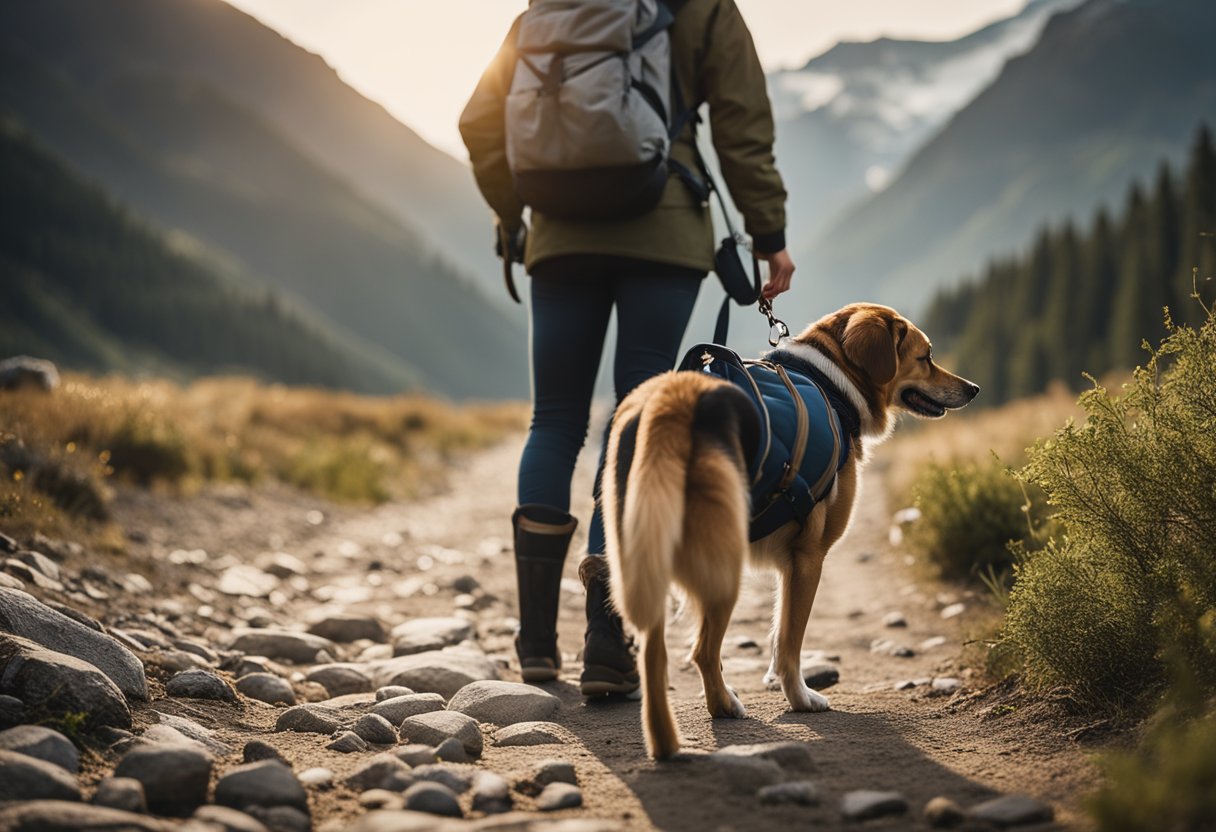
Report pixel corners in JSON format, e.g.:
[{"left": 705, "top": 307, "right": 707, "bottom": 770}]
[{"left": 964, "top": 381, "right": 980, "bottom": 400}]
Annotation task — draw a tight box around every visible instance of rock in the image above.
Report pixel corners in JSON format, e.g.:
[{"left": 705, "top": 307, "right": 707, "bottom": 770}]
[
  {"left": 15, "top": 551, "right": 60, "bottom": 582},
  {"left": 537, "top": 782, "right": 583, "bottom": 811},
  {"left": 920, "top": 636, "right": 949, "bottom": 651},
  {"left": 924, "top": 796, "right": 966, "bottom": 827},
  {"left": 841, "top": 790, "right": 909, "bottom": 821},
  {"left": 229, "top": 629, "right": 336, "bottom": 664},
  {"left": 0, "top": 801, "right": 176, "bottom": 831},
  {"left": 0, "top": 588, "right": 147, "bottom": 699},
  {"left": 471, "top": 771, "right": 511, "bottom": 814},
  {"left": 154, "top": 650, "right": 213, "bottom": 674},
  {"left": 0, "top": 571, "right": 25, "bottom": 590},
  {"left": 114, "top": 744, "right": 212, "bottom": 816},
  {"left": 259, "top": 552, "right": 307, "bottom": 579},
  {"left": 882, "top": 611, "right": 908, "bottom": 628},
  {"left": 758, "top": 781, "right": 821, "bottom": 806},
  {"left": 320, "top": 692, "right": 377, "bottom": 711},
  {"left": 410, "top": 764, "right": 473, "bottom": 794},
  {"left": 191, "top": 805, "right": 271, "bottom": 832},
  {"left": 91, "top": 777, "right": 147, "bottom": 813},
  {"left": 308, "top": 615, "right": 386, "bottom": 644},
  {"left": 246, "top": 805, "right": 310, "bottom": 832},
  {"left": 433, "top": 737, "right": 468, "bottom": 763},
  {"left": 403, "top": 781, "right": 462, "bottom": 817},
  {"left": 447, "top": 680, "right": 560, "bottom": 725},
  {"left": 218, "top": 565, "right": 279, "bottom": 598},
  {"left": 0, "top": 725, "right": 79, "bottom": 772},
  {"left": 0, "top": 635, "right": 131, "bottom": 729},
  {"left": 359, "top": 790, "right": 404, "bottom": 810},
  {"left": 154, "top": 713, "right": 233, "bottom": 756},
  {"left": 968, "top": 794, "right": 1054, "bottom": 827},
  {"left": 3, "top": 559, "right": 63, "bottom": 591},
  {"left": 237, "top": 673, "right": 297, "bottom": 706},
  {"left": 298, "top": 767, "right": 333, "bottom": 790},
  {"left": 307, "top": 665, "right": 372, "bottom": 697},
  {"left": 802, "top": 665, "right": 840, "bottom": 690},
  {"left": 0, "top": 693, "right": 23, "bottom": 728},
  {"left": 534, "top": 759, "right": 577, "bottom": 786},
  {"left": 166, "top": 668, "right": 236, "bottom": 702},
  {"left": 0, "top": 532, "right": 17, "bottom": 554},
  {"left": 215, "top": 759, "right": 308, "bottom": 813},
  {"left": 869, "top": 638, "right": 915, "bottom": 658},
  {"left": 931, "top": 677, "right": 963, "bottom": 694},
  {"left": 369, "top": 648, "right": 498, "bottom": 699},
  {"left": 0, "top": 750, "right": 81, "bottom": 801},
  {"left": 0, "top": 356, "right": 60, "bottom": 392},
  {"left": 232, "top": 657, "right": 274, "bottom": 677},
  {"left": 354, "top": 713, "right": 399, "bottom": 745},
  {"left": 296, "top": 681, "right": 330, "bottom": 702},
  {"left": 400, "top": 711, "right": 482, "bottom": 759},
  {"left": 707, "top": 755, "right": 782, "bottom": 794},
  {"left": 493, "top": 721, "right": 574, "bottom": 747},
  {"left": 243, "top": 740, "right": 291, "bottom": 767},
  {"left": 390, "top": 618, "right": 473, "bottom": 656},
  {"left": 327, "top": 731, "right": 368, "bottom": 753},
  {"left": 375, "top": 685, "right": 414, "bottom": 701},
  {"left": 711, "top": 741, "right": 815, "bottom": 772},
  {"left": 343, "top": 754, "right": 414, "bottom": 792},
  {"left": 275, "top": 704, "right": 341, "bottom": 734},
  {"left": 941, "top": 602, "right": 967, "bottom": 620},
  {"left": 173, "top": 639, "right": 220, "bottom": 665},
  {"left": 394, "top": 745, "right": 437, "bottom": 766},
  {"left": 372, "top": 693, "right": 446, "bottom": 725}
]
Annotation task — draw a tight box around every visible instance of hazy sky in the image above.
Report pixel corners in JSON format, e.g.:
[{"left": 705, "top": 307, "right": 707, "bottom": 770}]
[{"left": 222, "top": 0, "right": 1028, "bottom": 158}]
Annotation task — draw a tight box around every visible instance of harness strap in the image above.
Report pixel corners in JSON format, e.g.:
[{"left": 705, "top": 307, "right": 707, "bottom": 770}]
[
  {"left": 806, "top": 379, "right": 843, "bottom": 500},
  {"left": 773, "top": 365, "right": 810, "bottom": 493}
]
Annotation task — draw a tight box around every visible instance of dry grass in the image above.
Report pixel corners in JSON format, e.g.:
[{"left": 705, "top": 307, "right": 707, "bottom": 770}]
[{"left": 0, "top": 374, "right": 528, "bottom": 540}]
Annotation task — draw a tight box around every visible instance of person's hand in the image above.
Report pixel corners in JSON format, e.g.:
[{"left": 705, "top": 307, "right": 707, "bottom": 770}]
[{"left": 758, "top": 248, "right": 795, "bottom": 299}]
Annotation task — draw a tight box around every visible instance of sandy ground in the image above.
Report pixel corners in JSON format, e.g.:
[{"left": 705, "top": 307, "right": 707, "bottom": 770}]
[{"left": 105, "top": 435, "right": 1104, "bottom": 830}]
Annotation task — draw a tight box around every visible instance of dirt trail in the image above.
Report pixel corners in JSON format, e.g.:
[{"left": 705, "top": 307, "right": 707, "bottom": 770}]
[{"left": 111, "top": 435, "right": 1101, "bottom": 830}]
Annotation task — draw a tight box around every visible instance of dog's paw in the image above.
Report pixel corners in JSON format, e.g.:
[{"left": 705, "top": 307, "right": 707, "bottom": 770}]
[
  {"left": 762, "top": 664, "right": 781, "bottom": 691},
  {"left": 707, "top": 687, "right": 747, "bottom": 719},
  {"left": 786, "top": 684, "right": 831, "bottom": 713}
]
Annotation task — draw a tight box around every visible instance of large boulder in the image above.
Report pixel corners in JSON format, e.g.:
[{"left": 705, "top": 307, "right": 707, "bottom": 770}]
[
  {"left": 0, "top": 635, "right": 131, "bottom": 729},
  {"left": 368, "top": 648, "right": 498, "bottom": 699},
  {"left": 0, "top": 588, "right": 147, "bottom": 699},
  {"left": 446, "top": 680, "right": 560, "bottom": 726}
]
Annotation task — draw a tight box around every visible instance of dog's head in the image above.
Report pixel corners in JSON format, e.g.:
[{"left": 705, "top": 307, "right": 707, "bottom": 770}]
[{"left": 796, "top": 303, "right": 979, "bottom": 437}]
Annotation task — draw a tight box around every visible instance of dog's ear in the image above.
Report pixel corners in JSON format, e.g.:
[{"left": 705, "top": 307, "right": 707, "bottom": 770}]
[{"left": 842, "top": 312, "right": 898, "bottom": 384}]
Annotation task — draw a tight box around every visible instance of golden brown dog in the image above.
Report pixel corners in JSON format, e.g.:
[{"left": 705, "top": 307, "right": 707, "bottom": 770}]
[{"left": 602, "top": 303, "right": 979, "bottom": 759}]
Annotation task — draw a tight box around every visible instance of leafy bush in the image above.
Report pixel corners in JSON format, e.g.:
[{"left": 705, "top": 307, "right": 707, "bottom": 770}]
[
  {"left": 906, "top": 460, "right": 1050, "bottom": 581},
  {"left": 1002, "top": 303, "right": 1216, "bottom": 710}
]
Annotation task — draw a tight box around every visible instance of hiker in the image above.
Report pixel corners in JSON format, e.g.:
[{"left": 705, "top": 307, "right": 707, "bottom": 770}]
[{"left": 460, "top": 0, "right": 793, "bottom": 696}]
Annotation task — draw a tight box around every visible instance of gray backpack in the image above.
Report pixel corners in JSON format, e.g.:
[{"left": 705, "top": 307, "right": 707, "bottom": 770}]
[{"left": 505, "top": 0, "right": 690, "bottom": 220}]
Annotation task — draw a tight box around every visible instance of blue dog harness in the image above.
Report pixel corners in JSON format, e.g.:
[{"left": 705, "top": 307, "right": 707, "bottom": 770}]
[{"left": 678, "top": 343, "right": 861, "bottom": 541}]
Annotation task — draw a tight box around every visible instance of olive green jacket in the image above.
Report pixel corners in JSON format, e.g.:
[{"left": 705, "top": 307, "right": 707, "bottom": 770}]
[{"left": 458, "top": 0, "right": 788, "bottom": 273}]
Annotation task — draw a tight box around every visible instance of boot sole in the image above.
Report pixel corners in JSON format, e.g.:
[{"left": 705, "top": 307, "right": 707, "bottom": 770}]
[
  {"left": 521, "top": 665, "right": 560, "bottom": 683},
  {"left": 581, "top": 664, "right": 640, "bottom": 697}
]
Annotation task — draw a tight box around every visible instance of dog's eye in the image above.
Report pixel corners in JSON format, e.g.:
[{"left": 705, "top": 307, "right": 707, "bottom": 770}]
[{"left": 919, "top": 353, "right": 931, "bottom": 363}]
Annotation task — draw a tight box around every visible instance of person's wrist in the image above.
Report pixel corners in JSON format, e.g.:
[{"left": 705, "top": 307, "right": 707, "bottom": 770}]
[{"left": 752, "top": 229, "right": 786, "bottom": 256}]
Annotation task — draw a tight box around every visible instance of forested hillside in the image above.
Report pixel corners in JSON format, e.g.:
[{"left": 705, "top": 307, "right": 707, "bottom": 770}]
[
  {"left": 924, "top": 127, "right": 1215, "bottom": 405},
  {"left": 0, "top": 121, "right": 415, "bottom": 392}
]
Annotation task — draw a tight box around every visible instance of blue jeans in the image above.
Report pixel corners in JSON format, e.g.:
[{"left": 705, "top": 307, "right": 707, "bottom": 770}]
[{"left": 518, "top": 255, "right": 704, "bottom": 555}]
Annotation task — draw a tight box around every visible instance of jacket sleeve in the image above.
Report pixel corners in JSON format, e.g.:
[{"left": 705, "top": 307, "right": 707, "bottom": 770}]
[
  {"left": 459, "top": 17, "right": 524, "bottom": 234},
  {"left": 699, "top": 0, "right": 788, "bottom": 253}
]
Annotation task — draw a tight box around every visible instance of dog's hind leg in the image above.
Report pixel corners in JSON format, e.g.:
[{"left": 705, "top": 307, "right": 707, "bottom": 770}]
[
  {"left": 772, "top": 547, "right": 831, "bottom": 712},
  {"left": 640, "top": 620, "right": 680, "bottom": 760},
  {"left": 690, "top": 597, "right": 745, "bottom": 719}
]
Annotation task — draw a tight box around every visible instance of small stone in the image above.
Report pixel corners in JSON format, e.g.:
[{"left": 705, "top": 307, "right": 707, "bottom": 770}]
[
  {"left": 243, "top": 740, "right": 291, "bottom": 767},
  {"left": 446, "top": 679, "right": 560, "bottom": 725},
  {"left": 0, "top": 803, "right": 171, "bottom": 831},
  {"left": 359, "top": 789, "right": 404, "bottom": 810},
  {"left": 375, "top": 685, "right": 413, "bottom": 701},
  {"left": 534, "top": 759, "right": 577, "bottom": 786},
  {"left": 173, "top": 639, "right": 219, "bottom": 664},
  {"left": 758, "top": 781, "right": 821, "bottom": 806},
  {"left": 400, "top": 710, "right": 482, "bottom": 758},
  {"left": 368, "top": 648, "right": 498, "bottom": 699},
  {"left": 275, "top": 704, "right": 340, "bottom": 734},
  {"left": 260, "top": 552, "right": 307, "bottom": 578},
  {"left": 155, "top": 713, "right": 233, "bottom": 756},
  {"left": 92, "top": 776, "right": 148, "bottom": 813},
  {"left": 841, "top": 790, "right": 909, "bottom": 821},
  {"left": 298, "top": 767, "right": 334, "bottom": 790},
  {"left": 306, "top": 665, "right": 372, "bottom": 697},
  {"left": 296, "top": 681, "right": 330, "bottom": 702},
  {"left": 0, "top": 694, "right": 23, "bottom": 728},
  {"left": 411, "top": 763, "right": 474, "bottom": 795},
  {"left": 372, "top": 693, "right": 445, "bottom": 725},
  {"left": 114, "top": 744, "right": 212, "bottom": 816},
  {"left": 537, "top": 782, "right": 583, "bottom": 811},
  {"left": 353, "top": 713, "right": 398, "bottom": 745},
  {"left": 344, "top": 754, "right": 414, "bottom": 792},
  {"left": 433, "top": 736, "right": 468, "bottom": 763},
  {"left": 870, "top": 638, "right": 915, "bottom": 658},
  {"left": 155, "top": 650, "right": 212, "bottom": 674},
  {"left": 882, "top": 611, "right": 908, "bottom": 628},
  {"left": 403, "top": 781, "right": 462, "bottom": 817},
  {"left": 232, "top": 657, "right": 274, "bottom": 677},
  {"left": 471, "top": 770, "right": 511, "bottom": 814},
  {"left": 237, "top": 673, "right": 297, "bottom": 706},
  {"left": 894, "top": 679, "right": 920, "bottom": 691},
  {"left": 218, "top": 565, "right": 279, "bottom": 597},
  {"left": 709, "top": 755, "right": 783, "bottom": 794},
  {"left": 924, "top": 795, "right": 965, "bottom": 827},
  {"left": 941, "top": 603, "right": 967, "bottom": 620},
  {"left": 215, "top": 759, "right": 308, "bottom": 813},
  {"left": 308, "top": 615, "right": 386, "bottom": 644},
  {"left": 327, "top": 731, "right": 368, "bottom": 753},
  {"left": 229, "top": 629, "right": 336, "bottom": 664},
  {"left": 0, "top": 725, "right": 79, "bottom": 772},
  {"left": 390, "top": 618, "right": 473, "bottom": 656},
  {"left": 919, "top": 636, "right": 949, "bottom": 651},
  {"left": 394, "top": 744, "right": 437, "bottom": 766},
  {"left": 493, "top": 721, "right": 574, "bottom": 747},
  {"left": 166, "top": 668, "right": 236, "bottom": 701},
  {"left": 968, "top": 794, "right": 1054, "bottom": 827},
  {"left": 246, "top": 805, "right": 309, "bottom": 832},
  {"left": 191, "top": 805, "right": 270, "bottom": 832},
  {"left": 931, "top": 677, "right": 963, "bottom": 694},
  {"left": 0, "top": 749, "right": 81, "bottom": 801},
  {"left": 711, "top": 741, "right": 814, "bottom": 772},
  {"left": 802, "top": 665, "right": 840, "bottom": 690}
]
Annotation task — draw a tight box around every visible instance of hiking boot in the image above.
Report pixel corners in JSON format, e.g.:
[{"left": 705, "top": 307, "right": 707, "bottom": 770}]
[
  {"left": 512, "top": 504, "right": 577, "bottom": 684},
  {"left": 579, "top": 555, "right": 640, "bottom": 696}
]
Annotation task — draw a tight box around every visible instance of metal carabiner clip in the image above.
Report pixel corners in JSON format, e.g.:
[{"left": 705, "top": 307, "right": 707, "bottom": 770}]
[{"left": 758, "top": 296, "right": 790, "bottom": 347}]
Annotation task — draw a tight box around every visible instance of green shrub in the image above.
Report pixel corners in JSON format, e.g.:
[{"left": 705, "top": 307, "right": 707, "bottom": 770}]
[
  {"left": 105, "top": 412, "right": 193, "bottom": 486},
  {"left": 907, "top": 460, "right": 1048, "bottom": 581},
  {"left": 286, "top": 437, "right": 389, "bottom": 503},
  {"left": 1002, "top": 303, "right": 1216, "bottom": 710}
]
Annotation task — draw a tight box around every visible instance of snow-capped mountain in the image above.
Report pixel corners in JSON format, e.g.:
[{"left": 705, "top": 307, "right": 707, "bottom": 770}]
[{"left": 770, "top": 0, "right": 1084, "bottom": 237}]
